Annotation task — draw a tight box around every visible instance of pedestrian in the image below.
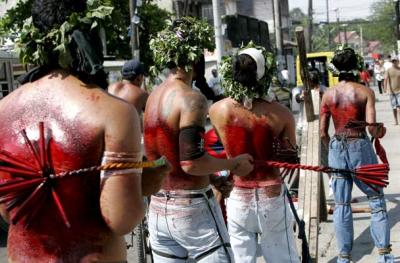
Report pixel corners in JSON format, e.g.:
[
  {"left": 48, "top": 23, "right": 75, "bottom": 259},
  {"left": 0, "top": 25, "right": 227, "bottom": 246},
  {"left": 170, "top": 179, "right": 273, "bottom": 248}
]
[
  {"left": 0, "top": 0, "right": 168, "bottom": 261},
  {"left": 208, "top": 68, "right": 224, "bottom": 101},
  {"left": 210, "top": 45, "right": 300, "bottom": 263},
  {"left": 145, "top": 17, "right": 254, "bottom": 262},
  {"left": 321, "top": 46, "right": 393, "bottom": 263},
  {"left": 384, "top": 58, "right": 400, "bottom": 125},
  {"left": 374, "top": 60, "right": 385, "bottom": 94},
  {"left": 280, "top": 65, "right": 290, "bottom": 87},
  {"left": 108, "top": 59, "right": 148, "bottom": 114},
  {"left": 192, "top": 54, "right": 217, "bottom": 103},
  {"left": 360, "top": 64, "right": 371, "bottom": 87},
  {"left": 383, "top": 55, "right": 392, "bottom": 72}
]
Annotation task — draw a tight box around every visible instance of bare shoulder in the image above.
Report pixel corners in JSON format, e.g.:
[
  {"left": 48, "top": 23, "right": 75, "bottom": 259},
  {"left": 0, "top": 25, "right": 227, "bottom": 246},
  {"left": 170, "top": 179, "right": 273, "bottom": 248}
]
[
  {"left": 209, "top": 98, "right": 232, "bottom": 116},
  {"left": 270, "top": 101, "right": 293, "bottom": 116},
  {"left": 181, "top": 89, "right": 208, "bottom": 113}
]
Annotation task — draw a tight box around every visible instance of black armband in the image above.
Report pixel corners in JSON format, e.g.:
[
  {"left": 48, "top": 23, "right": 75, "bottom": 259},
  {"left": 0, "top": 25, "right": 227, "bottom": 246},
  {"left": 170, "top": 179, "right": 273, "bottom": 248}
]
[{"left": 179, "top": 126, "right": 206, "bottom": 161}]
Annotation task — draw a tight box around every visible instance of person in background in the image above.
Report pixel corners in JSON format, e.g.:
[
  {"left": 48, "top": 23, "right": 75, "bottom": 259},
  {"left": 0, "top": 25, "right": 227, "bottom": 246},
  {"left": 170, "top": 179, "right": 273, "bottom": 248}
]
[
  {"left": 192, "top": 54, "right": 217, "bottom": 103},
  {"left": 360, "top": 64, "right": 371, "bottom": 87},
  {"left": 208, "top": 68, "right": 224, "bottom": 101},
  {"left": 280, "top": 66, "right": 289, "bottom": 87},
  {"left": 383, "top": 55, "right": 393, "bottom": 72},
  {"left": 108, "top": 59, "right": 148, "bottom": 114},
  {"left": 374, "top": 60, "right": 385, "bottom": 94},
  {"left": 384, "top": 58, "right": 400, "bottom": 125}
]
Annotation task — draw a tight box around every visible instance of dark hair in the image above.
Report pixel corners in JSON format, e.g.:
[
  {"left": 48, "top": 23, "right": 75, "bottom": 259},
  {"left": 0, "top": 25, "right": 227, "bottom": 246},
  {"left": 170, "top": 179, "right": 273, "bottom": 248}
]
[
  {"left": 332, "top": 48, "right": 358, "bottom": 82},
  {"left": 192, "top": 54, "right": 215, "bottom": 100},
  {"left": 233, "top": 54, "right": 258, "bottom": 88},
  {"left": 332, "top": 49, "right": 358, "bottom": 72},
  {"left": 309, "top": 71, "right": 320, "bottom": 86},
  {"left": 32, "top": 0, "right": 87, "bottom": 33}
]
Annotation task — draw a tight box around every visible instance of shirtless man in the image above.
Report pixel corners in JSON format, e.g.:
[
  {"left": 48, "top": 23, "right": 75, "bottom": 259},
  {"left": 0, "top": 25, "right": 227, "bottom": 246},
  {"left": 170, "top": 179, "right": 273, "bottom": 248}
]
[
  {"left": 320, "top": 47, "right": 393, "bottom": 263},
  {"left": 0, "top": 1, "right": 165, "bottom": 262},
  {"left": 209, "top": 47, "right": 300, "bottom": 263},
  {"left": 144, "top": 17, "right": 254, "bottom": 262},
  {"left": 384, "top": 58, "right": 400, "bottom": 125},
  {"left": 108, "top": 59, "right": 148, "bottom": 114}
]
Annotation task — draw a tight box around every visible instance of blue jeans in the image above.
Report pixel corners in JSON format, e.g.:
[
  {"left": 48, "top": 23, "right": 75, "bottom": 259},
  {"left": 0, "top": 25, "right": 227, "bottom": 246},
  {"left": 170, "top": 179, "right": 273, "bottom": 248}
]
[
  {"left": 329, "top": 136, "right": 393, "bottom": 263},
  {"left": 148, "top": 187, "right": 233, "bottom": 262}
]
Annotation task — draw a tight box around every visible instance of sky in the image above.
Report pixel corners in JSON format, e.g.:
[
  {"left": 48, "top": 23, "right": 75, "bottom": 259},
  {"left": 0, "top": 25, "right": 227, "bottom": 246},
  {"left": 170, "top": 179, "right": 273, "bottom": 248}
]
[{"left": 289, "top": 0, "right": 377, "bottom": 22}]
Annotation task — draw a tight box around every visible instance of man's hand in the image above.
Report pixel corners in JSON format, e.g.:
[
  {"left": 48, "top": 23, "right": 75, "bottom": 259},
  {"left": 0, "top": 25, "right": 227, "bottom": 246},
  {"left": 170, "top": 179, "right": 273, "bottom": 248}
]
[
  {"left": 231, "top": 154, "right": 254, "bottom": 176},
  {"left": 141, "top": 159, "right": 172, "bottom": 196},
  {"left": 371, "top": 125, "right": 386, "bottom": 139},
  {"left": 210, "top": 175, "right": 233, "bottom": 200},
  {"left": 321, "top": 134, "right": 330, "bottom": 149}
]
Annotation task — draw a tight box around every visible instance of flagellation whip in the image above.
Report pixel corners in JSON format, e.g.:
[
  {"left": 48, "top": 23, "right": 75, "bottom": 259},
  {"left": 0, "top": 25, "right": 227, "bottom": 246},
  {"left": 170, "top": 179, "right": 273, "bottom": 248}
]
[{"left": 0, "top": 122, "right": 167, "bottom": 228}]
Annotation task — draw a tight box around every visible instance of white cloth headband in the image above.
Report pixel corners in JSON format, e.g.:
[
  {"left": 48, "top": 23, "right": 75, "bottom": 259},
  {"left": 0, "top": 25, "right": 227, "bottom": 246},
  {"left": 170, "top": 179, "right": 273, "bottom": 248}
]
[{"left": 239, "top": 48, "right": 265, "bottom": 80}]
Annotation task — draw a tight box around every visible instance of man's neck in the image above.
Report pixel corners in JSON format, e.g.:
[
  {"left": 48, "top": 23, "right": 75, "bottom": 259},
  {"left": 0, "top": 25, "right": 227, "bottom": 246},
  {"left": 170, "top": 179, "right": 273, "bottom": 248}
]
[
  {"left": 169, "top": 68, "right": 192, "bottom": 86},
  {"left": 122, "top": 79, "right": 140, "bottom": 88}
]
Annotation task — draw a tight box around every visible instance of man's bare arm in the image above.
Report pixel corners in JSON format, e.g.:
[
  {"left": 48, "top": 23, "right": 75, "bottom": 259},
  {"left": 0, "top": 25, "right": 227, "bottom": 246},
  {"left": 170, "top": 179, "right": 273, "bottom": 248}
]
[
  {"left": 383, "top": 72, "right": 388, "bottom": 93},
  {"left": 365, "top": 90, "right": 385, "bottom": 138},
  {"left": 281, "top": 110, "right": 297, "bottom": 148},
  {"left": 100, "top": 101, "right": 144, "bottom": 235},
  {"left": 320, "top": 92, "right": 331, "bottom": 147},
  {"left": 179, "top": 91, "right": 253, "bottom": 176}
]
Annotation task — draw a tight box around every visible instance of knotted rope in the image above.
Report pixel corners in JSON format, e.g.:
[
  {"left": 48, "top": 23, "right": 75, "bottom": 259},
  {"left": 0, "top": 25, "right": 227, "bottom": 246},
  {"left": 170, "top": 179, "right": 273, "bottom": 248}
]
[{"left": 0, "top": 123, "right": 166, "bottom": 229}]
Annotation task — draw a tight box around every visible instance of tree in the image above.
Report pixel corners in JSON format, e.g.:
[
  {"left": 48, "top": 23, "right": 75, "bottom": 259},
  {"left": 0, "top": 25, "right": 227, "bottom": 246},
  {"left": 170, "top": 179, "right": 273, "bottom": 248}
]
[
  {"left": 0, "top": 0, "right": 171, "bottom": 70},
  {"left": 365, "top": 0, "right": 396, "bottom": 54}
]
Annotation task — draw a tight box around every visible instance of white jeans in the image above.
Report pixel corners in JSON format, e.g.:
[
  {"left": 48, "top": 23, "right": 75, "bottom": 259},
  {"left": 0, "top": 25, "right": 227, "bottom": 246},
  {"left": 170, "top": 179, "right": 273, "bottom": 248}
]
[
  {"left": 149, "top": 187, "right": 234, "bottom": 262},
  {"left": 227, "top": 186, "right": 300, "bottom": 263}
]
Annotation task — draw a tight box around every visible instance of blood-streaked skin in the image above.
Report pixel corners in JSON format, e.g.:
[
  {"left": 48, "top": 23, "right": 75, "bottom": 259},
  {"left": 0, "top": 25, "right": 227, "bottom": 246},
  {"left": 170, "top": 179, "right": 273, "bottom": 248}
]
[
  {"left": 222, "top": 120, "right": 281, "bottom": 188},
  {"left": 321, "top": 86, "right": 367, "bottom": 134},
  {"left": 0, "top": 78, "right": 112, "bottom": 262},
  {"left": 144, "top": 121, "right": 206, "bottom": 190}
]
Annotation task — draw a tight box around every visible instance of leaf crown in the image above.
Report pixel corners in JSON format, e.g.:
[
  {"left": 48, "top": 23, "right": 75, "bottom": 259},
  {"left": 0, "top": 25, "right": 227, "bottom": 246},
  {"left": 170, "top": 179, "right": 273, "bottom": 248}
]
[
  {"left": 17, "top": 0, "right": 113, "bottom": 68},
  {"left": 328, "top": 44, "right": 364, "bottom": 77},
  {"left": 220, "top": 41, "right": 276, "bottom": 102},
  {"left": 149, "top": 16, "right": 215, "bottom": 76}
]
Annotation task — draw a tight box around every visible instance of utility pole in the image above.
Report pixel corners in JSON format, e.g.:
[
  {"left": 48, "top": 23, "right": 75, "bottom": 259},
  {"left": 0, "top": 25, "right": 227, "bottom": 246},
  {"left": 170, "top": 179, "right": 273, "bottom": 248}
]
[
  {"left": 335, "top": 8, "right": 341, "bottom": 44},
  {"left": 343, "top": 24, "right": 348, "bottom": 45},
  {"left": 307, "top": 0, "right": 313, "bottom": 51},
  {"left": 212, "top": 0, "right": 224, "bottom": 66},
  {"left": 360, "top": 26, "right": 363, "bottom": 56},
  {"left": 129, "top": 0, "right": 139, "bottom": 59},
  {"left": 273, "top": 0, "right": 284, "bottom": 69},
  {"left": 395, "top": 0, "right": 400, "bottom": 55},
  {"left": 326, "top": 0, "right": 331, "bottom": 49}
]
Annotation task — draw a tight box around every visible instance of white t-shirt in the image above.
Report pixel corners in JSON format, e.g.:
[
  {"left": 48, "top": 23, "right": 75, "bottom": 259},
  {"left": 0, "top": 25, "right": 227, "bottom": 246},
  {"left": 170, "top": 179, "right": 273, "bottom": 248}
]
[
  {"left": 384, "top": 61, "right": 392, "bottom": 72},
  {"left": 281, "top": 69, "right": 289, "bottom": 81}
]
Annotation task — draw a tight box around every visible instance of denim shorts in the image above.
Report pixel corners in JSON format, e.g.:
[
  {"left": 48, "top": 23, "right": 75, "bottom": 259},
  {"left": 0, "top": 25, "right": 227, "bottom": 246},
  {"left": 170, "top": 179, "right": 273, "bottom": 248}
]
[{"left": 389, "top": 93, "right": 400, "bottom": 109}]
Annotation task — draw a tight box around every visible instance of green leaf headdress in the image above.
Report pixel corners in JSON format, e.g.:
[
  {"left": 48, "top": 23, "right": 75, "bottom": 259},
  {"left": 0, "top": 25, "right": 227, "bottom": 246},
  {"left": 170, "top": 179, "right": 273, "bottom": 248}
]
[
  {"left": 149, "top": 16, "right": 215, "bottom": 76},
  {"left": 327, "top": 44, "right": 364, "bottom": 78},
  {"left": 17, "top": 1, "right": 113, "bottom": 69},
  {"left": 220, "top": 41, "right": 276, "bottom": 103}
]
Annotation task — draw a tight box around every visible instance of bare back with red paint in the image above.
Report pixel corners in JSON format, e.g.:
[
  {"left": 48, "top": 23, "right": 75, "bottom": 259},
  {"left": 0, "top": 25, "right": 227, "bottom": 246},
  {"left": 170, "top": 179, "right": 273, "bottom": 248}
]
[
  {"left": 210, "top": 98, "right": 296, "bottom": 189},
  {"left": 321, "top": 81, "right": 372, "bottom": 135},
  {"left": 0, "top": 72, "right": 133, "bottom": 262},
  {"left": 144, "top": 77, "right": 209, "bottom": 190}
]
